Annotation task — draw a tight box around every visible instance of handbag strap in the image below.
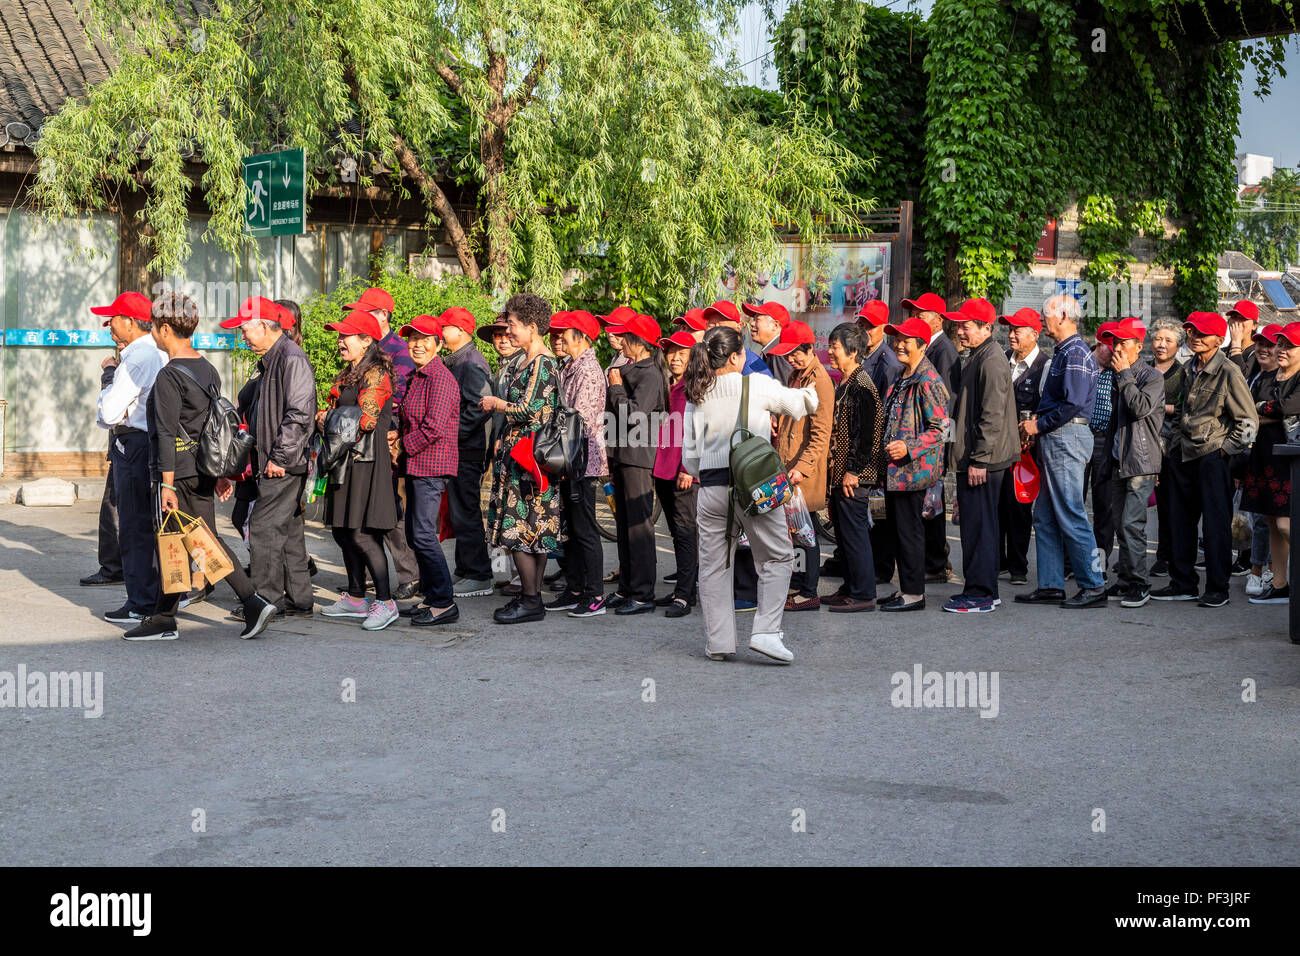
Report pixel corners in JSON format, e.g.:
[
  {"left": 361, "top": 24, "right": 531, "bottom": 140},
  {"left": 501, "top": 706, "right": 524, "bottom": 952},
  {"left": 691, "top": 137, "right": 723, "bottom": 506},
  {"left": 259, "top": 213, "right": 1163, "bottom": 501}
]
[{"left": 724, "top": 374, "right": 751, "bottom": 569}]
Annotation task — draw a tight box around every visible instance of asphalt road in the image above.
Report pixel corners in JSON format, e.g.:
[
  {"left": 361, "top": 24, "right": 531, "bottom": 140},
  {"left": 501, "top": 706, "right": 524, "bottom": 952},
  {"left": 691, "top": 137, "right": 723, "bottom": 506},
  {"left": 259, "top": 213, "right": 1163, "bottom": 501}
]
[{"left": 1, "top": 500, "right": 1297, "bottom": 865}]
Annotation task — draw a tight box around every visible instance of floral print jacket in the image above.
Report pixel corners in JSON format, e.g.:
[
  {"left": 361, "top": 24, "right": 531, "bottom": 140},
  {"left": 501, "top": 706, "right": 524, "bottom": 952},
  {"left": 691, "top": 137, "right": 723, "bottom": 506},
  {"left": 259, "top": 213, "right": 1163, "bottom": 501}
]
[{"left": 882, "top": 357, "right": 950, "bottom": 492}]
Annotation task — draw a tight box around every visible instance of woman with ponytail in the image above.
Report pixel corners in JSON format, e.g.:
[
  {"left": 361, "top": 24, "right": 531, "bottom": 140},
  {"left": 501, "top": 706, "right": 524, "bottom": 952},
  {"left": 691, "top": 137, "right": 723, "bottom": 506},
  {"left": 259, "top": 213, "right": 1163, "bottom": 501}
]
[{"left": 682, "top": 326, "right": 820, "bottom": 664}]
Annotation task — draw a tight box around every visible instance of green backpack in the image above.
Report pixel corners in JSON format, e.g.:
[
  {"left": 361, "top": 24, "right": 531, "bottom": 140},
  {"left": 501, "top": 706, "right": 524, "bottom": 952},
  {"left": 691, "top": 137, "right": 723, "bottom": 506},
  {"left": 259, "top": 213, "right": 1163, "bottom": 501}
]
[{"left": 725, "top": 375, "right": 793, "bottom": 565}]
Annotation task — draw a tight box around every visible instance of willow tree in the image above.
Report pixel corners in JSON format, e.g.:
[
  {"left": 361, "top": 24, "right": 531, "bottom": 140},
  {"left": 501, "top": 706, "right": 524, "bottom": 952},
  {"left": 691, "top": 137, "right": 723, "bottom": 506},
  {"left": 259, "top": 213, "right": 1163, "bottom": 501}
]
[{"left": 32, "top": 0, "right": 869, "bottom": 308}]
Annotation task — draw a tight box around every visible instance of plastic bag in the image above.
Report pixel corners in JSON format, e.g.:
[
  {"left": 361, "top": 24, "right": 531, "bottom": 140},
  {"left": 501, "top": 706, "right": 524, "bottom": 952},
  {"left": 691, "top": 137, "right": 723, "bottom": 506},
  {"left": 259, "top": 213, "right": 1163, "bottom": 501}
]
[
  {"left": 784, "top": 488, "right": 817, "bottom": 547},
  {"left": 922, "top": 483, "right": 944, "bottom": 520}
]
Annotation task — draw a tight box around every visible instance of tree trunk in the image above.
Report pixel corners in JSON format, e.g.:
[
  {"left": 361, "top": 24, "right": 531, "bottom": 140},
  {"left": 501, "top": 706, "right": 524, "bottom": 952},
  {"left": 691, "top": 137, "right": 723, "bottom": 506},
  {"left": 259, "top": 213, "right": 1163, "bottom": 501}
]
[{"left": 482, "top": 122, "right": 510, "bottom": 292}]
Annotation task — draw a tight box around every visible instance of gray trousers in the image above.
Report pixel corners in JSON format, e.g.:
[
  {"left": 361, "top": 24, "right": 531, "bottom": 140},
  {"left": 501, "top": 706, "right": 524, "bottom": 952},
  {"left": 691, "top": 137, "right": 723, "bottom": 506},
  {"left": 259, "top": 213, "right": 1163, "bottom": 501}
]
[
  {"left": 250, "top": 473, "right": 314, "bottom": 609},
  {"left": 696, "top": 485, "right": 794, "bottom": 655},
  {"left": 385, "top": 477, "right": 420, "bottom": 586},
  {"left": 1113, "top": 474, "right": 1157, "bottom": 589}
]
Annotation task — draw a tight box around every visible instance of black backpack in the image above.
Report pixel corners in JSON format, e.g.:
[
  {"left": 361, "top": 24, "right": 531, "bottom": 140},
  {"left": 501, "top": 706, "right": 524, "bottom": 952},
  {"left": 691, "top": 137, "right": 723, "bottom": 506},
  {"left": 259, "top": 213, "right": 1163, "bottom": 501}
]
[{"left": 170, "top": 363, "right": 256, "bottom": 478}]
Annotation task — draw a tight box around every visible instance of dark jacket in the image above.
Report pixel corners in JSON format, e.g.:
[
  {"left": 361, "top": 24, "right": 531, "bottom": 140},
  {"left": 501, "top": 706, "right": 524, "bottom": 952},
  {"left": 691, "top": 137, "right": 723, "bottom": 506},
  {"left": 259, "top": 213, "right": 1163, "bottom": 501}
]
[
  {"left": 1154, "top": 359, "right": 1189, "bottom": 441},
  {"left": 926, "top": 332, "right": 962, "bottom": 396},
  {"left": 1008, "top": 347, "right": 1050, "bottom": 414},
  {"left": 759, "top": 339, "right": 792, "bottom": 384},
  {"left": 1169, "top": 349, "right": 1258, "bottom": 462},
  {"left": 1111, "top": 360, "right": 1165, "bottom": 478},
  {"left": 1229, "top": 344, "right": 1259, "bottom": 383},
  {"left": 443, "top": 341, "right": 493, "bottom": 456},
  {"left": 951, "top": 337, "right": 1019, "bottom": 473},
  {"left": 606, "top": 355, "right": 667, "bottom": 470},
  {"left": 253, "top": 333, "right": 316, "bottom": 476},
  {"left": 863, "top": 338, "right": 903, "bottom": 399}
]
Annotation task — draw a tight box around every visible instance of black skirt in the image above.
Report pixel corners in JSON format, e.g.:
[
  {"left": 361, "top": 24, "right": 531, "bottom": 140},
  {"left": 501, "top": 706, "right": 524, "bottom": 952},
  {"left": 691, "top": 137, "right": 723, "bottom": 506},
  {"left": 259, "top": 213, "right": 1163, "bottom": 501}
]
[{"left": 323, "top": 375, "right": 397, "bottom": 532}]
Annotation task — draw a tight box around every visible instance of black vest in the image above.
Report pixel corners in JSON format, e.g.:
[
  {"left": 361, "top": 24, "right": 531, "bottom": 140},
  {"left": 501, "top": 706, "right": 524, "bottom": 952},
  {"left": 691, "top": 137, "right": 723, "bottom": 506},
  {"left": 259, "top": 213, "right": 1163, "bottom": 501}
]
[{"left": 1008, "top": 349, "right": 1050, "bottom": 414}]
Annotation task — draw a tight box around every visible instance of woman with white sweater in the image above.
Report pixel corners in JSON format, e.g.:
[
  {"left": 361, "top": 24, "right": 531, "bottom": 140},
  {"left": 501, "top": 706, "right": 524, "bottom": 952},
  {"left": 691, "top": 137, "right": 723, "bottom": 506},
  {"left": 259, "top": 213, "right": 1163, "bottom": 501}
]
[{"left": 682, "top": 326, "right": 819, "bottom": 663}]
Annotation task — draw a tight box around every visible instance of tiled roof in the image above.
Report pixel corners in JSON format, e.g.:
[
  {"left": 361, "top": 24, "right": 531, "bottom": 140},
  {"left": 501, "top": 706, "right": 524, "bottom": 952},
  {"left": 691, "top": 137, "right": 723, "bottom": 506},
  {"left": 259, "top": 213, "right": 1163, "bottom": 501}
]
[{"left": 1218, "top": 250, "right": 1266, "bottom": 273}]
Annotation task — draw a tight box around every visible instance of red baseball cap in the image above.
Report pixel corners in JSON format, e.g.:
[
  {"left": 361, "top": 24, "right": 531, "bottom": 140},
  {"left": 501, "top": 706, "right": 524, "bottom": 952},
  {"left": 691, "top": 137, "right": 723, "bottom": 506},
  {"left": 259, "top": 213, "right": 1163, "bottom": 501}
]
[
  {"left": 325, "top": 310, "right": 383, "bottom": 339},
  {"left": 659, "top": 330, "right": 698, "bottom": 351},
  {"left": 674, "top": 308, "right": 707, "bottom": 331},
  {"left": 550, "top": 310, "right": 600, "bottom": 341},
  {"left": 901, "top": 292, "right": 947, "bottom": 315},
  {"left": 766, "top": 320, "right": 816, "bottom": 356},
  {"left": 91, "top": 291, "right": 153, "bottom": 326},
  {"left": 702, "top": 300, "right": 741, "bottom": 325},
  {"left": 884, "top": 316, "right": 933, "bottom": 345},
  {"left": 998, "top": 307, "right": 1042, "bottom": 333},
  {"left": 1101, "top": 318, "right": 1146, "bottom": 342},
  {"left": 857, "top": 300, "right": 889, "bottom": 326},
  {"left": 741, "top": 301, "right": 791, "bottom": 328},
  {"left": 1253, "top": 324, "right": 1283, "bottom": 345},
  {"left": 1276, "top": 322, "right": 1300, "bottom": 348},
  {"left": 436, "top": 307, "right": 476, "bottom": 335},
  {"left": 599, "top": 305, "right": 637, "bottom": 327},
  {"left": 344, "top": 287, "right": 395, "bottom": 315},
  {"left": 219, "top": 296, "right": 285, "bottom": 329},
  {"left": 1184, "top": 311, "right": 1228, "bottom": 338},
  {"left": 1095, "top": 321, "right": 1120, "bottom": 342},
  {"left": 1227, "top": 299, "right": 1259, "bottom": 323},
  {"left": 606, "top": 313, "right": 662, "bottom": 346},
  {"left": 943, "top": 297, "right": 996, "bottom": 324},
  {"left": 400, "top": 314, "right": 443, "bottom": 339}
]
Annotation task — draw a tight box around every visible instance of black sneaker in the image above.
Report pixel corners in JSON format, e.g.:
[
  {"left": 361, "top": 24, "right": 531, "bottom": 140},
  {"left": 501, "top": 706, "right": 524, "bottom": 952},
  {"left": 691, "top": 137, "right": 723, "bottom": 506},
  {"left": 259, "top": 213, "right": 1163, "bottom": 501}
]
[
  {"left": 1151, "top": 586, "right": 1197, "bottom": 601},
  {"left": 104, "top": 605, "right": 146, "bottom": 624},
  {"left": 122, "top": 615, "right": 179, "bottom": 641},
  {"left": 1105, "top": 582, "right": 1127, "bottom": 600},
  {"left": 1149, "top": 560, "right": 1169, "bottom": 577},
  {"left": 1008, "top": 573, "right": 1029, "bottom": 586},
  {"left": 544, "top": 591, "right": 581, "bottom": 611},
  {"left": 1248, "top": 584, "right": 1290, "bottom": 605},
  {"left": 1231, "top": 557, "right": 1252, "bottom": 577},
  {"left": 568, "top": 596, "right": 607, "bottom": 618},
  {"left": 80, "top": 569, "right": 123, "bottom": 587},
  {"left": 239, "top": 596, "right": 277, "bottom": 639},
  {"left": 1120, "top": 586, "right": 1151, "bottom": 608},
  {"left": 663, "top": 571, "right": 678, "bottom": 583},
  {"left": 1197, "top": 591, "right": 1229, "bottom": 608}
]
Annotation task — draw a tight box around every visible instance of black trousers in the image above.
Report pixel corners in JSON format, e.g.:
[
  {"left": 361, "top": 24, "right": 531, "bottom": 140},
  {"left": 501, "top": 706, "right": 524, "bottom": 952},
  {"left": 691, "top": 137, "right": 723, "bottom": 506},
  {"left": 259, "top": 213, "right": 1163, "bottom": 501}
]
[
  {"left": 887, "top": 488, "right": 927, "bottom": 596},
  {"left": 734, "top": 546, "right": 758, "bottom": 602},
  {"left": 957, "top": 469, "right": 1005, "bottom": 599},
  {"left": 156, "top": 475, "right": 257, "bottom": 617},
  {"left": 97, "top": 458, "right": 122, "bottom": 577},
  {"left": 869, "top": 515, "right": 896, "bottom": 583},
  {"left": 384, "top": 476, "right": 420, "bottom": 587},
  {"left": 998, "top": 463, "right": 1034, "bottom": 578},
  {"left": 1155, "top": 456, "right": 1174, "bottom": 563},
  {"left": 447, "top": 453, "right": 492, "bottom": 581},
  {"left": 1169, "top": 450, "right": 1235, "bottom": 595},
  {"left": 923, "top": 484, "right": 950, "bottom": 575},
  {"left": 656, "top": 476, "right": 699, "bottom": 603},
  {"left": 110, "top": 432, "right": 158, "bottom": 613},
  {"left": 561, "top": 476, "right": 604, "bottom": 600},
  {"left": 334, "top": 527, "right": 391, "bottom": 601},
  {"left": 831, "top": 488, "right": 875, "bottom": 600},
  {"left": 1086, "top": 429, "right": 1118, "bottom": 565},
  {"left": 612, "top": 462, "right": 657, "bottom": 602},
  {"left": 250, "top": 472, "right": 313, "bottom": 610}
]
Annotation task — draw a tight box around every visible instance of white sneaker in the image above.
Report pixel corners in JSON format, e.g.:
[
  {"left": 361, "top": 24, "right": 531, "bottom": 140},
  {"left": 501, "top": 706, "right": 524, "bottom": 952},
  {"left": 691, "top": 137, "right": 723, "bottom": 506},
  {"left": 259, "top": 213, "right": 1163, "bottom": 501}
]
[
  {"left": 1246, "top": 573, "right": 1264, "bottom": 597},
  {"left": 1263, "top": 568, "right": 1275, "bottom": 588},
  {"left": 749, "top": 631, "right": 793, "bottom": 664},
  {"left": 322, "top": 595, "right": 370, "bottom": 618},
  {"left": 362, "top": 599, "right": 399, "bottom": 631}
]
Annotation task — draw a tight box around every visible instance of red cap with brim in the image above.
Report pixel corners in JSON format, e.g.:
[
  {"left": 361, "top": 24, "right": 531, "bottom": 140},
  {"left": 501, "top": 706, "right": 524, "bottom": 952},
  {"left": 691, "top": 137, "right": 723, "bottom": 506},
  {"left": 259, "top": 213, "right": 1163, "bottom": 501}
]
[
  {"left": 91, "top": 291, "right": 153, "bottom": 326},
  {"left": 1254, "top": 324, "right": 1283, "bottom": 345},
  {"left": 998, "top": 307, "right": 1042, "bottom": 332},
  {"left": 1095, "top": 321, "right": 1120, "bottom": 342},
  {"left": 1013, "top": 452, "right": 1040, "bottom": 504},
  {"left": 400, "top": 315, "right": 443, "bottom": 339},
  {"left": 702, "top": 300, "right": 741, "bottom": 325},
  {"left": 437, "top": 307, "right": 476, "bottom": 335},
  {"left": 606, "top": 313, "right": 662, "bottom": 346},
  {"left": 509, "top": 435, "right": 548, "bottom": 495},
  {"left": 884, "top": 317, "right": 933, "bottom": 345},
  {"left": 1228, "top": 299, "right": 1259, "bottom": 323},
  {"left": 660, "top": 331, "right": 697, "bottom": 351},
  {"left": 901, "top": 292, "right": 947, "bottom": 315},
  {"left": 675, "top": 308, "right": 707, "bottom": 331},
  {"left": 550, "top": 310, "right": 600, "bottom": 341},
  {"left": 1276, "top": 322, "right": 1300, "bottom": 348},
  {"left": 767, "top": 320, "right": 816, "bottom": 356},
  {"left": 1184, "top": 311, "right": 1228, "bottom": 339},
  {"left": 944, "top": 297, "right": 996, "bottom": 324},
  {"left": 344, "top": 287, "right": 395, "bottom": 315},
  {"left": 1101, "top": 318, "right": 1146, "bottom": 342},
  {"left": 325, "top": 310, "right": 383, "bottom": 339},
  {"left": 599, "top": 305, "right": 637, "bottom": 327},
  {"left": 741, "top": 301, "right": 791, "bottom": 328},
  {"left": 220, "top": 296, "right": 284, "bottom": 329},
  {"left": 857, "top": 300, "right": 889, "bottom": 326}
]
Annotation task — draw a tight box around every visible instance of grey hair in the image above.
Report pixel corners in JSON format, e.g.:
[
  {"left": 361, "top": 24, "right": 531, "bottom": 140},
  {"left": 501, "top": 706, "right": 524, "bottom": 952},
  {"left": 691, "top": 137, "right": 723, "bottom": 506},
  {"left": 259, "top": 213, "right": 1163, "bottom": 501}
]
[
  {"left": 1150, "top": 319, "right": 1184, "bottom": 344},
  {"left": 1044, "top": 294, "right": 1081, "bottom": 322}
]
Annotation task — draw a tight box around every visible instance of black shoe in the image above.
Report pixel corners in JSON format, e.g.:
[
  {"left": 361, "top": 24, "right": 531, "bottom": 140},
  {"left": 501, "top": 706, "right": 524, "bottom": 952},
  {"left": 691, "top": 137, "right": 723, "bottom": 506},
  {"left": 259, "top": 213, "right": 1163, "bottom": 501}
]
[
  {"left": 122, "top": 615, "right": 179, "bottom": 641},
  {"left": 615, "top": 599, "right": 655, "bottom": 616},
  {"left": 178, "top": 583, "right": 215, "bottom": 609},
  {"left": 1231, "top": 557, "right": 1251, "bottom": 577},
  {"left": 282, "top": 604, "right": 314, "bottom": 618},
  {"left": 1008, "top": 573, "right": 1028, "bottom": 586},
  {"left": 1105, "top": 582, "right": 1127, "bottom": 600},
  {"left": 605, "top": 592, "right": 631, "bottom": 611},
  {"left": 1248, "top": 584, "right": 1290, "bottom": 605},
  {"left": 104, "top": 605, "right": 146, "bottom": 624},
  {"left": 1062, "top": 588, "right": 1107, "bottom": 609},
  {"left": 1150, "top": 560, "right": 1169, "bottom": 577},
  {"left": 398, "top": 603, "right": 428, "bottom": 617},
  {"left": 1151, "top": 585, "right": 1198, "bottom": 601},
  {"left": 604, "top": 569, "right": 621, "bottom": 583},
  {"left": 494, "top": 599, "right": 545, "bottom": 624},
  {"left": 1120, "top": 586, "right": 1151, "bottom": 608},
  {"left": 308, "top": 557, "right": 319, "bottom": 577},
  {"left": 80, "top": 569, "right": 123, "bottom": 587},
  {"left": 925, "top": 568, "right": 953, "bottom": 584},
  {"left": 664, "top": 598, "right": 691, "bottom": 618},
  {"left": 412, "top": 605, "right": 460, "bottom": 626},
  {"left": 543, "top": 569, "right": 565, "bottom": 585},
  {"left": 544, "top": 591, "right": 581, "bottom": 611},
  {"left": 880, "top": 596, "right": 925, "bottom": 612},
  {"left": 654, "top": 593, "right": 676, "bottom": 607},
  {"left": 547, "top": 577, "right": 570, "bottom": 594},
  {"left": 1197, "top": 590, "right": 1229, "bottom": 608},
  {"left": 663, "top": 571, "right": 678, "bottom": 583},
  {"left": 1013, "top": 588, "right": 1066, "bottom": 605},
  {"left": 393, "top": 581, "right": 421, "bottom": 601},
  {"left": 240, "top": 596, "right": 277, "bottom": 639}
]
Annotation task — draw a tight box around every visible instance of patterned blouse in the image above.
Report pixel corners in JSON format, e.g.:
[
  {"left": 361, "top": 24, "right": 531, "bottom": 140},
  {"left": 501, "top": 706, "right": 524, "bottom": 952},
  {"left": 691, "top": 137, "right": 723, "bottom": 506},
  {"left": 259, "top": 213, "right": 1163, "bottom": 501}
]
[
  {"left": 829, "top": 365, "right": 885, "bottom": 487},
  {"left": 560, "top": 346, "right": 607, "bottom": 477},
  {"left": 328, "top": 367, "right": 393, "bottom": 432}
]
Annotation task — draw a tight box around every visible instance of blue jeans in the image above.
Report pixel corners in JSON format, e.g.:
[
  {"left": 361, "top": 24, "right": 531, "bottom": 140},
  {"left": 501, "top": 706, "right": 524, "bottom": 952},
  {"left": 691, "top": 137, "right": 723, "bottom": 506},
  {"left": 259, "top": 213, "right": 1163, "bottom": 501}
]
[
  {"left": 405, "top": 476, "right": 453, "bottom": 607},
  {"left": 1033, "top": 422, "right": 1103, "bottom": 591}
]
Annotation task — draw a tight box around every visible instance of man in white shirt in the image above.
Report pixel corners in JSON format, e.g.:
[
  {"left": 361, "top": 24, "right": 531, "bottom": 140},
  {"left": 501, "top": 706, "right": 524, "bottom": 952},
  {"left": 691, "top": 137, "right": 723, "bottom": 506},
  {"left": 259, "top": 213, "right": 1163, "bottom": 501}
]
[
  {"left": 997, "top": 308, "right": 1049, "bottom": 585},
  {"left": 93, "top": 292, "right": 168, "bottom": 624}
]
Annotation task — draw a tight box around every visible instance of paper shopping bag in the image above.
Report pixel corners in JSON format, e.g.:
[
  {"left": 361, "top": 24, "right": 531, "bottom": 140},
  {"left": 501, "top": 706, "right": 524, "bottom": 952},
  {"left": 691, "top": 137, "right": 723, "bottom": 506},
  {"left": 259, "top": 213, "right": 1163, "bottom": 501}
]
[
  {"left": 177, "top": 511, "right": 235, "bottom": 584},
  {"left": 156, "top": 511, "right": 192, "bottom": 594}
]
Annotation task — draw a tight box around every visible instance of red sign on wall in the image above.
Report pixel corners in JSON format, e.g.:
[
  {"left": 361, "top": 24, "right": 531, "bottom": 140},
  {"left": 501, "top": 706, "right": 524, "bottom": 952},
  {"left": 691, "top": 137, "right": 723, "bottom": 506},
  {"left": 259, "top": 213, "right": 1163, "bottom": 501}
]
[{"left": 1035, "top": 219, "right": 1058, "bottom": 262}]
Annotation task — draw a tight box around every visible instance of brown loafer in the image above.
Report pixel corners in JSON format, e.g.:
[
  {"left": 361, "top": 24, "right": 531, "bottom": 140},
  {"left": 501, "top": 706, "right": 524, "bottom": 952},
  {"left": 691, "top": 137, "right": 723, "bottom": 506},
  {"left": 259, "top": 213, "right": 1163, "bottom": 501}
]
[
  {"left": 822, "top": 593, "right": 851, "bottom": 607},
  {"left": 828, "top": 597, "right": 876, "bottom": 613},
  {"left": 784, "top": 595, "right": 821, "bottom": 612}
]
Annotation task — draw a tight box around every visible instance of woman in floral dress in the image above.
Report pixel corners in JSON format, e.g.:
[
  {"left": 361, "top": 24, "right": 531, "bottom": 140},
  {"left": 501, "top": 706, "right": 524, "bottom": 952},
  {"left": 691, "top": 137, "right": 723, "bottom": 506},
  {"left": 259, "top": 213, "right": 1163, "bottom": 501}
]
[{"left": 481, "top": 293, "right": 562, "bottom": 624}]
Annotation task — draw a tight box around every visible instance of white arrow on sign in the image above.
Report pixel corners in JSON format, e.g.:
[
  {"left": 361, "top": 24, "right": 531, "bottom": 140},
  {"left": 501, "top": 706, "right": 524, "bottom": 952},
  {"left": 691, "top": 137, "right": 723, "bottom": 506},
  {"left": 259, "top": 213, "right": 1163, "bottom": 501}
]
[{"left": 282, "top": 162, "right": 291, "bottom": 188}]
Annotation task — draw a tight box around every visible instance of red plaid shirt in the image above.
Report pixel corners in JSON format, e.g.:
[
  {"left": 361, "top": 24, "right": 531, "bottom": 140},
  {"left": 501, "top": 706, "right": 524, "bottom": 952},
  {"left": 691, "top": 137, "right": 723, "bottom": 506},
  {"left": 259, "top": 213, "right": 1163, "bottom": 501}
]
[{"left": 399, "top": 356, "right": 460, "bottom": 477}]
